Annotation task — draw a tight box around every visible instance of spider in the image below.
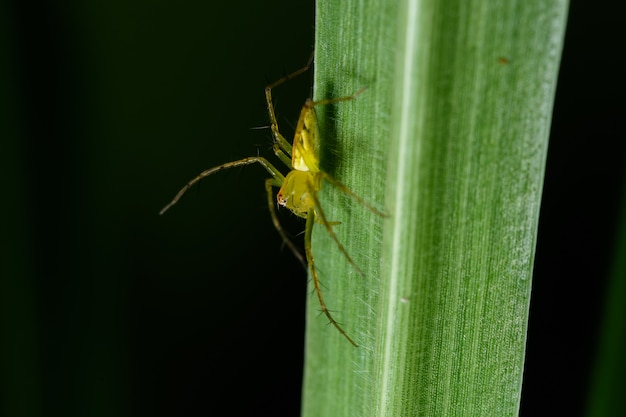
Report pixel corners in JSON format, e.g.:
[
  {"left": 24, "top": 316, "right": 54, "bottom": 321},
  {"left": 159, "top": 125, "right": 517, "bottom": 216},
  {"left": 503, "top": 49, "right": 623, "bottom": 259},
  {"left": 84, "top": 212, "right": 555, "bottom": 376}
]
[{"left": 160, "top": 55, "right": 384, "bottom": 346}]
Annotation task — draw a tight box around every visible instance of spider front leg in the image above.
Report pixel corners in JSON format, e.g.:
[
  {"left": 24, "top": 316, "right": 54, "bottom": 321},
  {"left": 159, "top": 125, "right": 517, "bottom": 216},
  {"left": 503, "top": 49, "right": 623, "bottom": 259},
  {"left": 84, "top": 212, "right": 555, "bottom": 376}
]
[
  {"left": 159, "top": 156, "right": 284, "bottom": 215},
  {"left": 159, "top": 156, "right": 306, "bottom": 268}
]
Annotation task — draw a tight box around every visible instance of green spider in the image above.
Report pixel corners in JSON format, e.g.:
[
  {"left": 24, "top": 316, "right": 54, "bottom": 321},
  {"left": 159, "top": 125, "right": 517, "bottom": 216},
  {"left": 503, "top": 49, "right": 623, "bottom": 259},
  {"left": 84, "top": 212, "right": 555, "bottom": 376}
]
[{"left": 160, "top": 56, "right": 384, "bottom": 346}]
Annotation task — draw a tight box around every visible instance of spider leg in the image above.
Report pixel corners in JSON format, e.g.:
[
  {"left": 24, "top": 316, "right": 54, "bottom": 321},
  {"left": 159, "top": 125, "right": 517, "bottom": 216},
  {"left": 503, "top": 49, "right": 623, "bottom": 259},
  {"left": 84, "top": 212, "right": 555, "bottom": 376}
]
[
  {"left": 272, "top": 143, "right": 293, "bottom": 170},
  {"left": 265, "top": 178, "right": 306, "bottom": 268},
  {"left": 160, "top": 156, "right": 285, "bottom": 215},
  {"left": 305, "top": 210, "right": 358, "bottom": 347},
  {"left": 309, "top": 185, "right": 364, "bottom": 277},
  {"left": 265, "top": 53, "right": 314, "bottom": 160},
  {"left": 306, "top": 86, "right": 367, "bottom": 108},
  {"left": 319, "top": 171, "right": 386, "bottom": 217}
]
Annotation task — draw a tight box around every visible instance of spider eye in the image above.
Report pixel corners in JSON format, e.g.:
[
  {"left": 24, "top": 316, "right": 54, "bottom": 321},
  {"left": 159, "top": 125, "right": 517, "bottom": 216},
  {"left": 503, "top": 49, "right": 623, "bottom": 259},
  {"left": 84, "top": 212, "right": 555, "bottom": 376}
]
[{"left": 277, "top": 191, "right": 288, "bottom": 206}]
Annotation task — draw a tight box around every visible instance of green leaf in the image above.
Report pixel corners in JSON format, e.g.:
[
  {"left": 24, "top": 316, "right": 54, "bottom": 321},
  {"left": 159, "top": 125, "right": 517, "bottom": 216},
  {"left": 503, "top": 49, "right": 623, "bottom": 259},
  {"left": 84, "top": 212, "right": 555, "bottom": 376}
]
[
  {"left": 585, "top": 164, "right": 626, "bottom": 416},
  {"left": 302, "top": 0, "right": 568, "bottom": 416}
]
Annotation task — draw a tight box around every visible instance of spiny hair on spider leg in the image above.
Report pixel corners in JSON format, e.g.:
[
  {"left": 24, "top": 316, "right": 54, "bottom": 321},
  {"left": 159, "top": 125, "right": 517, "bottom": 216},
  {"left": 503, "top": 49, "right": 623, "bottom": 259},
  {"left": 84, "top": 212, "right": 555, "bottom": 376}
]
[{"left": 314, "top": 307, "right": 348, "bottom": 328}]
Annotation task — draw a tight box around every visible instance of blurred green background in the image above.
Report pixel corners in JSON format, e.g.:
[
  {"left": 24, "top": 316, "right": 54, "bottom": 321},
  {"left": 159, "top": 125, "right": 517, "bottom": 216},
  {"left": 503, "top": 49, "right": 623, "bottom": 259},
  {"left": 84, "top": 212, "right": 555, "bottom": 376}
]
[{"left": 1, "top": 1, "right": 624, "bottom": 416}]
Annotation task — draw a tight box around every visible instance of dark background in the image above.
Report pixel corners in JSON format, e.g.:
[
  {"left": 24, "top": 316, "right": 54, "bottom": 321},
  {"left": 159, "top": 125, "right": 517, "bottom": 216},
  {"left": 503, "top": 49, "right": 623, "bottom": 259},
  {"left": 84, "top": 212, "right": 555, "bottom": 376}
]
[{"left": 1, "top": 1, "right": 624, "bottom": 416}]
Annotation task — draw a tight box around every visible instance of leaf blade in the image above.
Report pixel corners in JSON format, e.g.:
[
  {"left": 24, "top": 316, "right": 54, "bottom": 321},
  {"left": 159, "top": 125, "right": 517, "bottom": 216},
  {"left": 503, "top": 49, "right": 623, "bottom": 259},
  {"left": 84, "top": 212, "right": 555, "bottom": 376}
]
[{"left": 303, "top": 1, "right": 568, "bottom": 416}]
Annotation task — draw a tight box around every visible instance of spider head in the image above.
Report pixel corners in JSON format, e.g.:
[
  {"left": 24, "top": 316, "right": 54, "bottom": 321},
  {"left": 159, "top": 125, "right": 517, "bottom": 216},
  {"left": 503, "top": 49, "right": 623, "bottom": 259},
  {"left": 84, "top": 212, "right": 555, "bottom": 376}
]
[{"left": 277, "top": 170, "right": 316, "bottom": 219}]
